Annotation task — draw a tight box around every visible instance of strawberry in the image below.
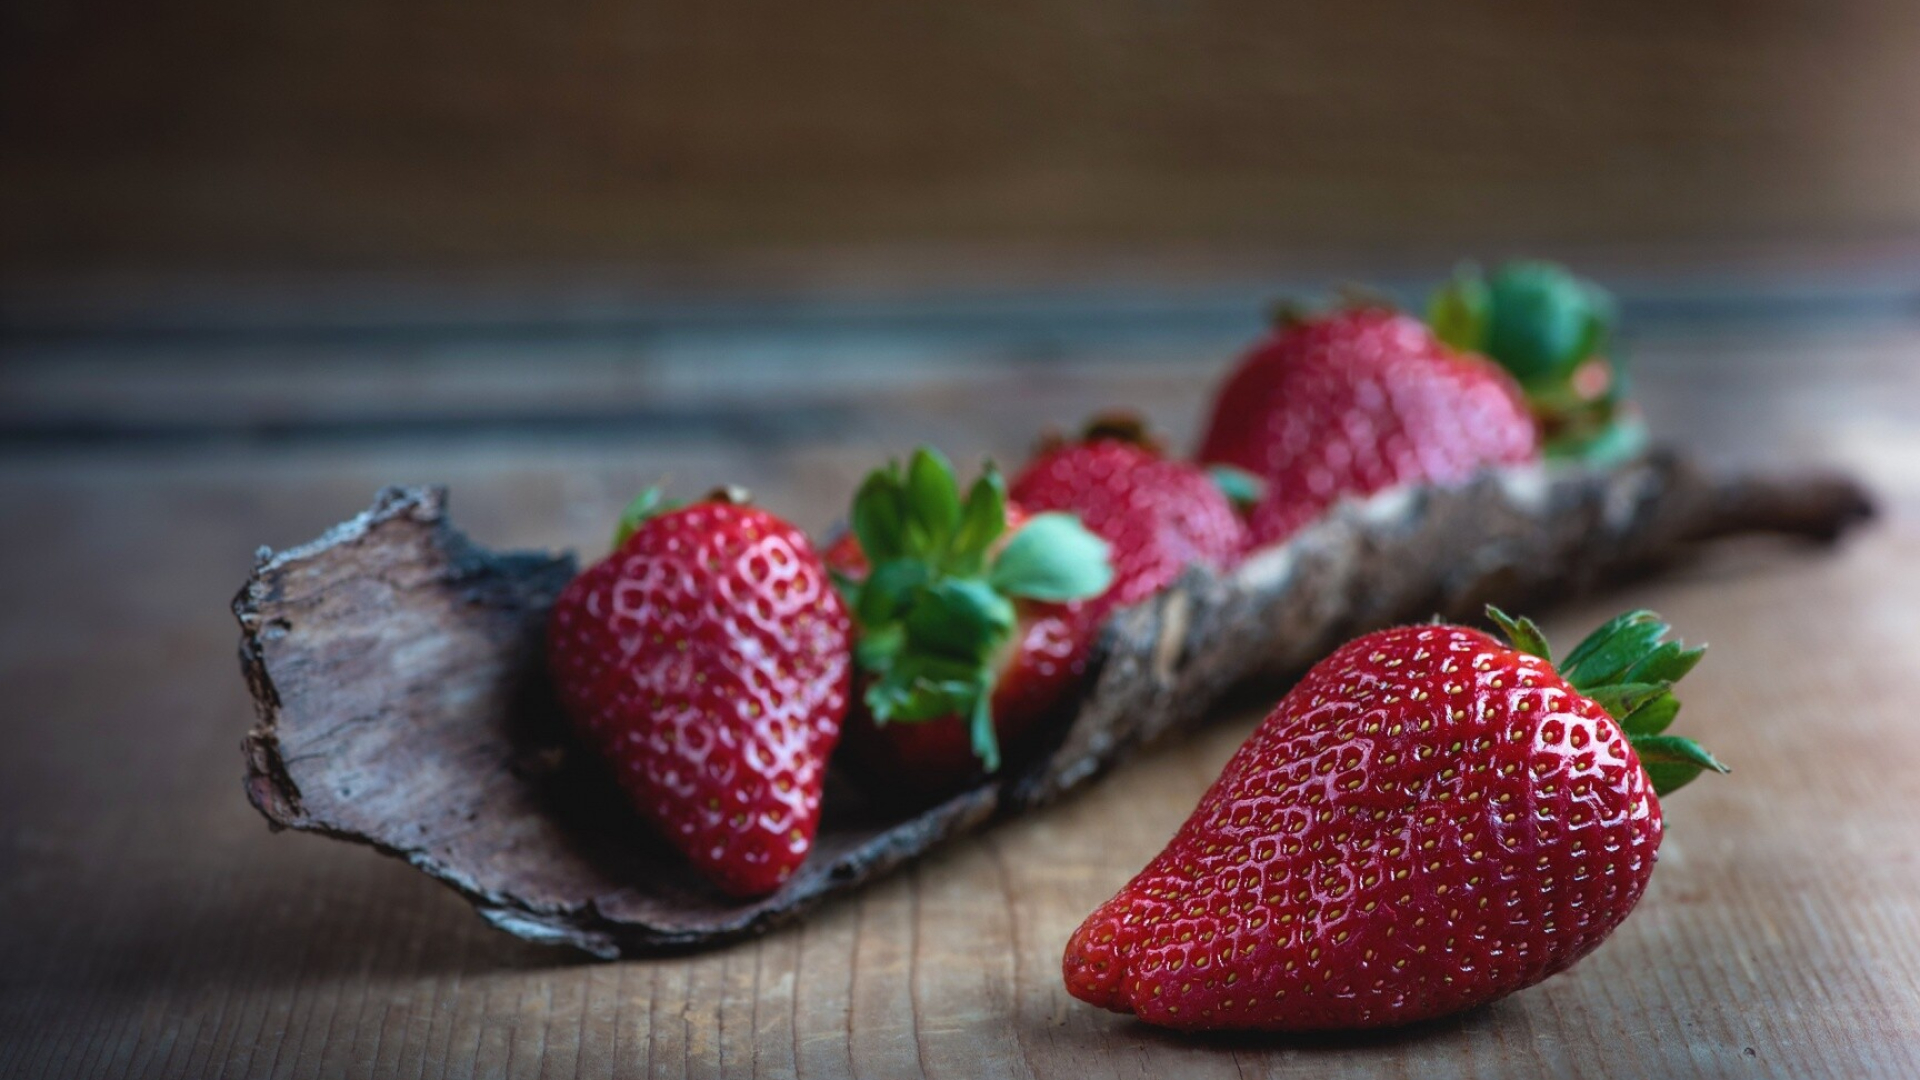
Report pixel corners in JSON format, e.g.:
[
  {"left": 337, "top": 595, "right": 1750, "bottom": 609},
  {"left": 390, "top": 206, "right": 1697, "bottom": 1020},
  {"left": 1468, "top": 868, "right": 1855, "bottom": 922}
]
[
  {"left": 1009, "top": 413, "right": 1253, "bottom": 609},
  {"left": 827, "top": 502, "right": 1085, "bottom": 792},
  {"left": 1063, "top": 606, "right": 1726, "bottom": 1031},
  {"left": 1428, "top": 260, "right": 1645, "bottom": 464},
  {"left": 546, "top": 487, "right": 852, "bottom": 897},
  {"left": 1198, "top": 307, "right": 1540, "bottom": 546},
  {"left": 829, "top": 449, "right": 1113, "bottom": 793}
]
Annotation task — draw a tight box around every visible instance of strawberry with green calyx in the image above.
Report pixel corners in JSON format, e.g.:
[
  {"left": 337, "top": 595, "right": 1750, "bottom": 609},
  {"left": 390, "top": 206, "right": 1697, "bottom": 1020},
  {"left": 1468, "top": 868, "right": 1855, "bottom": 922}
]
[
  {"left": 833, "top": 447, "right": 1113, "bottom": 777},
  {"left": 547, "top": 486, "right": 852, "bottom": 897},
  {"left": 1428, "top": 260, "right": 1644, "bottom": 465},
  {"left": 1064, "top": 605, "right": 1725, "bottom": 1032},
  {"left": 1027, "top": 411, "right": 1266, "bottom": 514},
  {"left": 1012, "top": 411, "right": 1252, "bottom": 606},
  {"left": 1488, "top": 606, "right": 1725, "bottom": 794},
  {"left": 1198, "top": 305, "right": 1540, "bottom": 547}
]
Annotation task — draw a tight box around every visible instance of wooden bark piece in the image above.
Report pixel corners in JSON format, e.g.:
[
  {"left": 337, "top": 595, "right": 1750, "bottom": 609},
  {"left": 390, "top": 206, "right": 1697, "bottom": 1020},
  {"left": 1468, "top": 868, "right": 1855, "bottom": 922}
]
[{"left": 235, "top": 453, "right": 1872, "bottom": 957}]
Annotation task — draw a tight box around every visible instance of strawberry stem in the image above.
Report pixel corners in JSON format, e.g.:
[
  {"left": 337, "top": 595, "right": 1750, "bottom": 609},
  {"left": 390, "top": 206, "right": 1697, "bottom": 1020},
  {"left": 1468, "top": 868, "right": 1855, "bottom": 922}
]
[
  {"left": 1079, "top": 411, "right": 1163, "bottom": 453},
  {"left": 1486, "top": 605, "right": 1728, "bottom": 797}
]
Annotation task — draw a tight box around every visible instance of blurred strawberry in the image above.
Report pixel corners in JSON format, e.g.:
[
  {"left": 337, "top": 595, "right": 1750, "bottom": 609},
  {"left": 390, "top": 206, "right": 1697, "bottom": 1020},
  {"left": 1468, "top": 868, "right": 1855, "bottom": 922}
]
[
  {"left": 1010, "top": 412, "right": 1252, "bottom": 608},
  {"left": 1428, "top": 260, "right": 1643, "bottom": 463},
  {"left": 1198, "top": 307, "right": 1539, "bottom": 546}
]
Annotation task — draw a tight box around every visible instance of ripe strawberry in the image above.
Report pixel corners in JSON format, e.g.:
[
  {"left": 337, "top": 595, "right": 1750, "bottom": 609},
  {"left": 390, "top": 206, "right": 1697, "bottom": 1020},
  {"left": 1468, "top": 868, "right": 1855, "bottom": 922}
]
[
  {"left": 829, "top": 449, "right": 1113, "bottom": 793},
  {"left": 1198, "top": 307, "right": 1540, "bottom": 546},
  {"left": 1009, "top": 413, "right": 1253, "bottom": 608},
  {"left": 1429, "top": 260, "right": 1649, "bottom": 465},
  {"left": 546, "top": 488, "right": 852, "bottom": 897},
  {"left": 1064, "top": 606, "right": 1726, "bottom": 1031}
]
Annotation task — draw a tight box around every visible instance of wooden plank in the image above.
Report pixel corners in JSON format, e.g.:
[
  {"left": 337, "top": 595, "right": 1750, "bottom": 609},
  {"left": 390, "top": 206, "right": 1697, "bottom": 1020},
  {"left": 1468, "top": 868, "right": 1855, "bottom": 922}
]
[
  {"left": 0, "top": 319, "right": 1917, "bottom": 1077},
  {"left": 9, "top": 1, "right": 1920, "bottom": 267}
]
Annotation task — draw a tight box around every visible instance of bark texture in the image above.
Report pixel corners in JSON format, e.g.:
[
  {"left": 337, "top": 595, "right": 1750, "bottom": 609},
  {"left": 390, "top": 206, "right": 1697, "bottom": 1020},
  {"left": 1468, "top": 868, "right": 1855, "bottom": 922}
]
[{"left": 236, "top": 452, "right": 1873, "bottom": 956}]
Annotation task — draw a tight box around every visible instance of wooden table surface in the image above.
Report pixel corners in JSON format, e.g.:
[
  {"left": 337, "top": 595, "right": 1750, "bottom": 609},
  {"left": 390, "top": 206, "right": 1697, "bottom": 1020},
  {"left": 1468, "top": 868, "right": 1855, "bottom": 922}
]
[{"left": 3, "top": 289, "right": 1919, "bottom": 1078}]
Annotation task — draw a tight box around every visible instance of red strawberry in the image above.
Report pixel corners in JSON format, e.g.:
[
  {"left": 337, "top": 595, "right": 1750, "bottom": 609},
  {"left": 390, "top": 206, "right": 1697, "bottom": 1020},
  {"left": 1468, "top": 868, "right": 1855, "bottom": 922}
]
[
  {"left": 546, "top": 488, "right": 852, "bottom": 897},
  {"left": 1198, "top": 307, "right": 1540, "bottom": 546},
  {"left": 1428, "top": 261, "right": 1644, "bottom": 464},
  {"left": 829, "top": 449, "right": 1113, "bottom": 794},
  {"left": 827, "top": 503, "right": 1085, "bottom": 792},
  {"left": 1064, "top": 607, "right": 1726, "bottom": 1031},
  {"left": 1009, "top": 414, "right": 1252, "bottom": 615}
]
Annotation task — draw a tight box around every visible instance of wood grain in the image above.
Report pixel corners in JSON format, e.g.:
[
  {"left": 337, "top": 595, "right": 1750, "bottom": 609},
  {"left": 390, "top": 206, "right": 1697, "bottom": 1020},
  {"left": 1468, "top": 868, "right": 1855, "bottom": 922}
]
[
  {"left": 8, "top": 0, "right": 1920, "bottom": 270},
  {"left": 1, "top": 311, "right": 1918, "bottom": 1077}
]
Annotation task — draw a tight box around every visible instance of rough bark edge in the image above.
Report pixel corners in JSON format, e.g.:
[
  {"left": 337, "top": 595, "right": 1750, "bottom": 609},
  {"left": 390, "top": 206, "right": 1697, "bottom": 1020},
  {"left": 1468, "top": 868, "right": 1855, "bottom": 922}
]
[{"left": 236, "top": 454, "right": 1874, "bottom": 956}]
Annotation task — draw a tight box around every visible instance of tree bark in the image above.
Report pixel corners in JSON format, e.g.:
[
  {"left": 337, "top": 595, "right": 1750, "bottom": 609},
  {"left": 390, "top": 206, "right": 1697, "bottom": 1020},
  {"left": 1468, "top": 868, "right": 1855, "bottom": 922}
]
[{"left": 235, "top": 452, "right": 1873, "bottom": 957}]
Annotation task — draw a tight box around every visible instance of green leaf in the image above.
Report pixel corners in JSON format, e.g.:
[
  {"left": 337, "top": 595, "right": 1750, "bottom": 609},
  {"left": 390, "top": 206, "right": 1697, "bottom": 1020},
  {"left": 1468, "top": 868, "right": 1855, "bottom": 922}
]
[
  {"left": 1618, "top": 690, "right": 1680, "bottom": 738},
  {"left": 852, "top": 621, "right": 905, "bottom": 673},
  {"left": 866, "top": 660, "right": 961, "bottom": 724},
  {"left": 1427, "top": 264, "right": 1491, "bottom": 353},
  {"left": 1485, "top": 605, "right": 1552, "bottom": 663},
  {"left": 1632, "top": 735, "right": 1729, "bottom": 797},
  {"left": 855, "top": 559, "right": 932, "bottom": 626},
  {"left": 988, "top": 513, "right": 1114, "bottom": 601},
  {"left": 1555, "top": 607, "right": 1721, "bottom": 800},
  {"left": 1551, "top": 607, "right": 1658, "bottom": 680},
  {"left": 1564, "top": 621, "right": 1669, "bottom": 690},
  {"left": 1640, "top": 762, "right": 1700, "bottom": 798},
  {"left": 947, "top": 467, "right": 1009, "bottom": 574},
  {"left": 851, "top": 464, "right": 908, "bottom": 564},
  {"left": 905, "top": 447, "right": 962, "bottom": 556},
  {"left": 1561, "top": 612, "right": 1702, "bottom": 695},
  {"left": 1622, "top": 640, "right": 1707, "bottom": 686},
  {"left": 902, "top": 579, "right": 1016, "bottom": 662},
  {"left": 612, "top": 487, "right": 678, "bottom": 549},
  {"left": 1632, "top": 734, "right": 1727, "bottom": 771},
  {"left": 1435, "top": 261, "right": 1630, "bottom": 466},
  {"left": 968, "top": 676, "right": 1002, "bottom": 772},
  {"left": 863, "top": 653, "right": 986, "bottom": 724},
  {"left": 1207, "top": 464, "right": 1267, "bottom": 510},
  {"left": 1571, "top": 309, "right": 1611, "bottom": 382},
  {"left": 1584, "top": 682, "right": 1671, "bottom": 724},
  {"left": 836, "top": 449, "right": 1033, "bottom": 773},
  {"left": 1484, "top": 261, "right": 1606, "bottom": 384},
  {"left": 866, "top": 664, "right": 1002, "bottom": 772},
  {"left": 1559, "top": 609, "right": 1646, "bottom": 671}
]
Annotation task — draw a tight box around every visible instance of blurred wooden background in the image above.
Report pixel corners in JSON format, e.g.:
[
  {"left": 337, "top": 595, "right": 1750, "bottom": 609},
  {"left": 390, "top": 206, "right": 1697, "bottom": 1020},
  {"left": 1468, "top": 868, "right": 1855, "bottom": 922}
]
[
  {"left": 7, "top": 3, "right": 1920, "bottom": 1075},
  {"left": 7, "top": 0, "right": 1920, "bottom": 275}
]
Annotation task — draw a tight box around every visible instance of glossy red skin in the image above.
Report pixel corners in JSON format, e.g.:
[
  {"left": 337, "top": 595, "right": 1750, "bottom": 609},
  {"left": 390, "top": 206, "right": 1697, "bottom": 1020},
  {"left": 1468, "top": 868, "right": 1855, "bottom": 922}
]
[
  {"left": 1064, "top": 624, "right": 1662, "bottom": 1031},
  {"left": 1009, "top": 438, "right": 1250, "bottom": 616},
  {"left": 1198, "top": 309, "right": 1539, "bottom": 546},
  {"left": 547, "top": 501, "right": 851, "bottom": 897},
  {"left": 827, "top": 505, "right": 1091, "bottom": 793}
]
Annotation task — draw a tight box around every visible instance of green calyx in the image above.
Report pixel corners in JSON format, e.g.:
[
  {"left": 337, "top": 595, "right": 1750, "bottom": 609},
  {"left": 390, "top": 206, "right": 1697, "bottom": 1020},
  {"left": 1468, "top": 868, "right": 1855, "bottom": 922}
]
[
  {"left": 1429, "top": 261, "right": 1645, "bottom": 466},
  {"left": 612, "top": 487, "right": 678, "bottom": 549},
  {"left": 838, "top": 447, "right": 1114, "bottom": 771},
  {"left": 1486, "top": 605, "right": 1728, "bottom": 797},
  {"left": 609, "top": 485, "right": 744, "bottom": 549},
  {"left": 1207, "top": 464, "right": 1267, "bottom": 510}
]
